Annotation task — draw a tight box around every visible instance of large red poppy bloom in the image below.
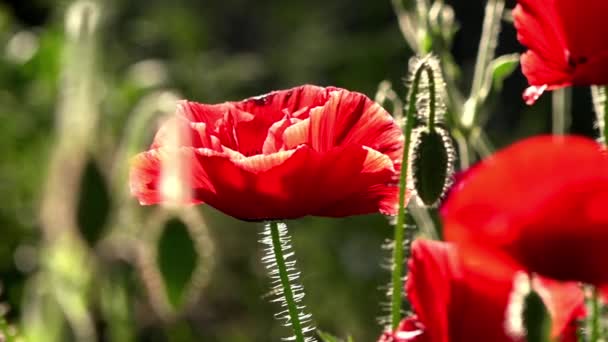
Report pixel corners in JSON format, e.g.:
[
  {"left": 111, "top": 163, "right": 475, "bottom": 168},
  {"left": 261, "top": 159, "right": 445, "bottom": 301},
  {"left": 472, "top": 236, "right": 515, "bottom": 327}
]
[
  {"left": 130, "top": 85, "right": 404, "bottom": 220},
  {"left": 378, "top": 239, "right": 584, "bottom": 342},
  {"left": 513, "top": 0, "right": 608, "bottom": 104},
  {"left": 442, "top": 135, "right": 608, "bottom": 285}
]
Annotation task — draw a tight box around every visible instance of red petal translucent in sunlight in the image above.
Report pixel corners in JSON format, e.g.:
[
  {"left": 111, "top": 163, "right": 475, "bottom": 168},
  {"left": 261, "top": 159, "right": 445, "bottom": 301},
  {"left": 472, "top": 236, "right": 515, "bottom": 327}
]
[
  {"left": 130, "top": 85, "right": 405, "bottom": 220},
  {"left": 378, "top": 239, "right": 584, "bottom": 342},
  {"left": 442, "top": 135, "right": 608, "bottom": 285},
  {"left": 513, "top": 0, "right": 608, "bottom": 104}
]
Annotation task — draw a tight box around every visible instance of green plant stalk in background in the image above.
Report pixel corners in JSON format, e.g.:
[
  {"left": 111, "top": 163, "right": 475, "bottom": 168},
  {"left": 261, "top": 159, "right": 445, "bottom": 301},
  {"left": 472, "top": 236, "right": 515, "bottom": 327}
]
[
  {"left": 587, "top": 85, "right": 608, "bottom": 342},
  {"left": 461, "top": 0, "right": 505, "bottom": 130},
  {"left": 390, "top": 60, "right": 435, "bottom": 330},
  {"left": 552, "top": 88, "right": 571, "bottom": 135}
]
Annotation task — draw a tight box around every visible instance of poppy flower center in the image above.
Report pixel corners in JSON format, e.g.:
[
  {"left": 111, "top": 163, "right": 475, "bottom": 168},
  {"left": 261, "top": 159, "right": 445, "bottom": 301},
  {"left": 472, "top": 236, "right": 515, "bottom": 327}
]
[{"left": 566, "top": 50, "right": 588, "bottom": 68}]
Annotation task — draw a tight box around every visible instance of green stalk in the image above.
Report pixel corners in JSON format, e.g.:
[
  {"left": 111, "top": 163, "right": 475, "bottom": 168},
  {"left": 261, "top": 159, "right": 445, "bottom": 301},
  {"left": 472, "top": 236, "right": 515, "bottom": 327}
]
[
  {"left": 461, "top": 0, "right": 505, "bottom": 129},
  {"left": 587, "top": 86, "right": 608, "bottom": 342},
  {"left": 552, "top": 88, "right": 571, "bottom": 135},
  {"left": 390, "top": 61, "right": 434, "bottom": 329},
  {"left": 587, "top": 287, "right": 601, "bottom": 342},
  {"left": 268, "top": 221, "right": 305, "bottom": 342},
  {"left": 426, "top": 67, "right": 437, "bottom": 133}
]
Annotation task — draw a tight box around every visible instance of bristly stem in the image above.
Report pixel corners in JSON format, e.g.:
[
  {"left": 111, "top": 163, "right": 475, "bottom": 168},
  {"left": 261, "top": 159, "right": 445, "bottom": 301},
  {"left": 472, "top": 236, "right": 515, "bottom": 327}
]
[
  {"left": 391, "top": 59, "right": 435, "bottom": 329},
  {"left": 426, "top": 66, "right": 437, "bottom": 133},
  {"left": 588, "top": 286, "right": 601, "bottom": 342},
  {"left": 268, "top": 221, "right": 306, "bottom": 342},
  {"left": 591, "top": 85, "right": 608, "bottom": 144},
  {"left": 552, "top": 88, "right": 571, "bottom": 135}
]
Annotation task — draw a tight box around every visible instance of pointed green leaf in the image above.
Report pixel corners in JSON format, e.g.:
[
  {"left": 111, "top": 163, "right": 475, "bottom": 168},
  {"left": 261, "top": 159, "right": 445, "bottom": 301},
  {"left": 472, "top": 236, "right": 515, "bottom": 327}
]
[
  {"left": 317, "top": 331, "right": 341, "bottom": 342},
  {"left": 77, "top": 158, "right": 111, "bottom": 246},
  {"left": 157, "top": 218, "right": 198, "bottom": 310},
  {"left": 490, "top": 54, "right": 520, "bottom": 91}
]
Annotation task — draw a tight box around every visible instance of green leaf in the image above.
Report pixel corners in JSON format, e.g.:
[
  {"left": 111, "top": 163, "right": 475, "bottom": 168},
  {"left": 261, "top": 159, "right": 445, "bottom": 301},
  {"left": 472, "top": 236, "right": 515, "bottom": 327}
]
[
  {"left": 478, "top": 54, "right": 520, "bottom": 104},
  {"left": 490, "top": 54, "right": 520, "bottom": 91},
  {"left": 523, "top": 289, "right": 552, "bottom": 342},
  {"left": 157, "top": 218, "right": 198, "bottom": 310},
  {"left": 77, "top": 158, "right": 111, "bottom": 246},
  {"left": 317, "top": 330, "right": 354, "bottom": 342},
  {"left": 317, "top": 331, "right": 340, "bottom": 342}
]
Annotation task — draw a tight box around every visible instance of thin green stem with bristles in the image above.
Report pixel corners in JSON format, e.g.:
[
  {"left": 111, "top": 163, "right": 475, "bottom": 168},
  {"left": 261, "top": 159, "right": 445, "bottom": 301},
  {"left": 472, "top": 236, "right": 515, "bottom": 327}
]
[
  {"left": 269, "top": 221, "right": 305, "bottom": 342},
  {"left": 390, "top": 60, "right": 436, "bottom": 329},
  {"left": 588, "top": 287, "right": 600, "bottom": 342},
  {"left": 426, "top": 67, "right": 437, "bottom": 133}
]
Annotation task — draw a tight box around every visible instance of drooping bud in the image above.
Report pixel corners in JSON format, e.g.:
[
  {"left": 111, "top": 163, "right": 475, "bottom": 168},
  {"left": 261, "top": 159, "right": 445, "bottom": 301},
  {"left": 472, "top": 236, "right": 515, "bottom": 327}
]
[
  {"left": 410, "top": 127, "right": 454, "bottom": 207},
  {"left": 406, "top": 56, "right": 447, "bottom": 126}
]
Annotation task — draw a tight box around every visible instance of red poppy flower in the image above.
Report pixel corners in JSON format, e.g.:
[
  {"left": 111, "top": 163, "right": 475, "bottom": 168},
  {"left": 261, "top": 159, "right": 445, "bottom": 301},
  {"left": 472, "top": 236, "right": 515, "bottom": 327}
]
[
  {"left": 378, "top": 239, "right": 584, "bottom": 342},
  {"left": 442, "top": 135, "right": 608, "bottom": 285},
  {"left": 129, "top": 85, "right": 405, "bottom": 220},
  {"left": 513, "top": 0, "right": 608, "bottom": 104}
]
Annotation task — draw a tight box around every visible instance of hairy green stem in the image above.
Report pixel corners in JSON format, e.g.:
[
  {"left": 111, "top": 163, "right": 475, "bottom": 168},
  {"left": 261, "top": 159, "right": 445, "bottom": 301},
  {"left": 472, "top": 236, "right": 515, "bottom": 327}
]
[
  {"left": 391, "top": 61, "right": 435, "bottom": 329},
  {"left": 589, "top": 287, "right": 600, "bottom": 342},
  {"left": 552, "top": 88, "right": 571, "bottom": 135},
  {"left": 426, "top": 67, "right": 437, "bottom": 133},
  {"left": 269, "top": 221, "right": 305, "bottom": 342}
]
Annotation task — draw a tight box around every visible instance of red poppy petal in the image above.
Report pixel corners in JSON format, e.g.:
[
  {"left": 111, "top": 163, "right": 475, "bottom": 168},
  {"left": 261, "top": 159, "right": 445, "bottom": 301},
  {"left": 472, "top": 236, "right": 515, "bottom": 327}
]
[
  {"left": 178, "top": 100, "right": 228, "bottom": 125},
  {"left": 407, "top": 240, "right": 452, "bottom": 342},
  {"left": 129, "top": 147, "right": 211, "bottom": 205},
  {"left": 443, "top": 135, "right": 608, "bottom": 284},
  {"left": 554, "top": 0, "right": 608, "bottom": 60},
  {"left": 572, "top": 50, "right": 608, "bottom": 86},
  {"left": 261, "top": 115, "right": 301, "bottom": 154},
  {"left": 187, "top": 144, "right": 398, "bottom": 220},
  {"left": 151, "top": 116, "right": 223, "bottom": 151},
  {"left": 311, "top": 146, "right": 400, "bottom": 216},
  {"left": 282, "top": 118, "right": 310, "bottom": 150},
  {"left": 234, "top": 84, "right": 333, "bottom": 121},
  {"left": 513, "top": 1, "right": 569, "bottom": 80},
  {"left": 308, "top": 89, "right": 403, "bottom": 166},
  {"left": 520, "top": 51, "right": 571, "bottom": 89}
]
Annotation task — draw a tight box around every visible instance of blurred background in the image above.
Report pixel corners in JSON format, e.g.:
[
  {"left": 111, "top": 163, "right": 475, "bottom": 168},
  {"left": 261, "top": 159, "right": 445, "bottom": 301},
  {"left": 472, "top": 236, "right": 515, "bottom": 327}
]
[{"left": 0, "top": 0, "right": 599, "bottom": 341}]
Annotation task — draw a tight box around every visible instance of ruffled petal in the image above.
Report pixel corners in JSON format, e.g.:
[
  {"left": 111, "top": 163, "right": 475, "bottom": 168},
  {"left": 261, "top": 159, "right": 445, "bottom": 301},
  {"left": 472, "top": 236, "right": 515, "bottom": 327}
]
[
  {"left": 180, "top": 145, "right": 398, "bottom": 220},
  {"left": 234, "top": 84, "right": 333, "bottom": 121},
  {"left": 308, "top": 89, "right": 403, "bottom": 168},
  {"left": 132, "top": 86, "right": 404, "bottom": 220}
]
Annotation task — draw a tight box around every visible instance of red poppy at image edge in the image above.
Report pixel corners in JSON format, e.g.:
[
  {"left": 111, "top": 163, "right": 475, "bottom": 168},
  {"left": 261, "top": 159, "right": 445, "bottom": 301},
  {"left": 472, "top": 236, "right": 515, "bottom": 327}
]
[
  {"left": 129, "top": 85, "right": 406, "bottom": 220},
  {"left": 441, "top": 135, "right": 608, "bottom": 285},
  {"left": 377, "top": 239, "right": 584, "bottom": 342},
  {"left": 513, "top": 0, "right": 608, "bottom": 104}
]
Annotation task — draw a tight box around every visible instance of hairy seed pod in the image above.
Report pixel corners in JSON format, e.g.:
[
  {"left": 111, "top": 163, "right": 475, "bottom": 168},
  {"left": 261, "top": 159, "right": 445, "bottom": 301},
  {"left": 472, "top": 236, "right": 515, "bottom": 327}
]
[{"left": 411, "top": 127, "right": 454, "bottom": 206}]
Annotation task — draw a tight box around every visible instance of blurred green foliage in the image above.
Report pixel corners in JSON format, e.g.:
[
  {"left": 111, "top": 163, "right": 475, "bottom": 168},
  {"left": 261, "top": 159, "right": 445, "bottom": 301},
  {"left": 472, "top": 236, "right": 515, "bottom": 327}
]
[{"left": 0, "top": 0, "right": 596, "bottom": 341}]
